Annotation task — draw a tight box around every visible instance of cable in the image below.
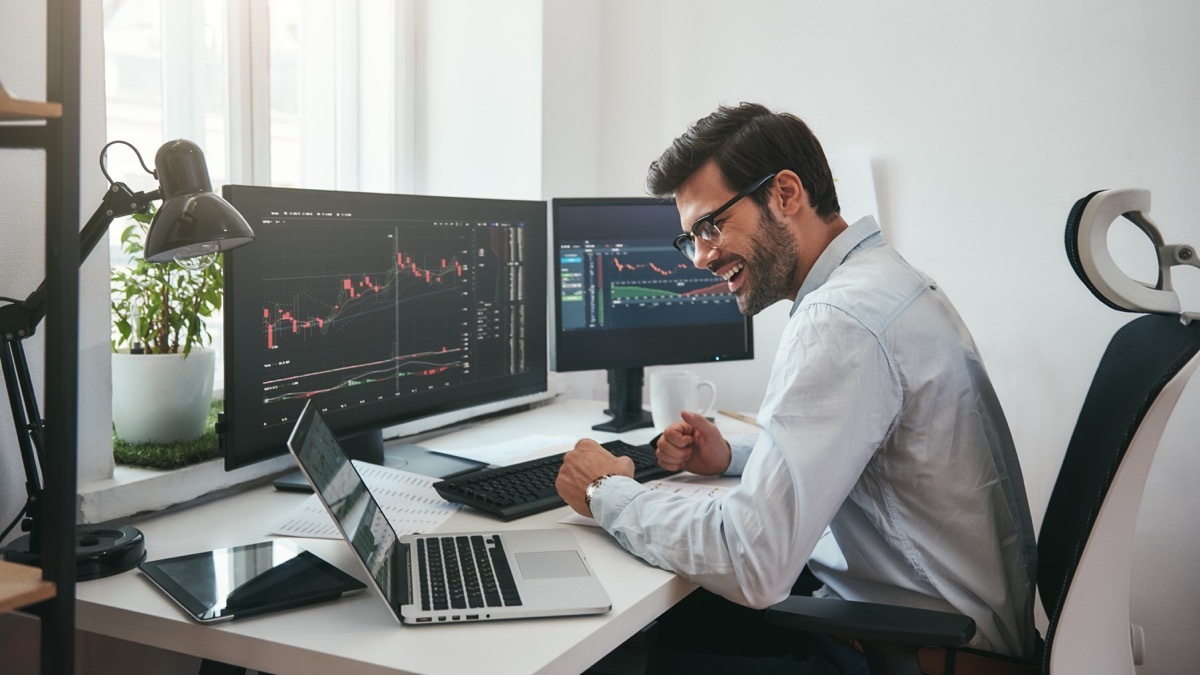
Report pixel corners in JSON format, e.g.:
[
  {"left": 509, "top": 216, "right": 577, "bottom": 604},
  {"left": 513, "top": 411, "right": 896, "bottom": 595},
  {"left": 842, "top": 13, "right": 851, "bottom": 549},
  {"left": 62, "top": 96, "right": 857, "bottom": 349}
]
[
  {"left": 0, "top": 503, "right": 27, "bottom": 544},
  {"left": 99, "top": 139, "right": 156, "bottom": 186}
]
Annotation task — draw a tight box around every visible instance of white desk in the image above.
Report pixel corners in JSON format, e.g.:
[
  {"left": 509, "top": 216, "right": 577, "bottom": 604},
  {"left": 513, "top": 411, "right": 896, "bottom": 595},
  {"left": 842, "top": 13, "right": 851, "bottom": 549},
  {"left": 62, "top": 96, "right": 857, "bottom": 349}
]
[{"left": 74, "top": 399, "right": 751, "bottom": 675}]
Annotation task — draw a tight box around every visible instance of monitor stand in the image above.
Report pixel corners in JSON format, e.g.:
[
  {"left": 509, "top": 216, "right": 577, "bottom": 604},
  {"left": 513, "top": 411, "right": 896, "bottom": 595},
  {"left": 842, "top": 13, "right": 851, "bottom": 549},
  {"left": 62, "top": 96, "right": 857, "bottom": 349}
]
[
  {"left": 592, "top": 367, "right": 654, "bottom": 433},
  {"left": 272, "top": 428, "right": 486, "bottom": 492}
]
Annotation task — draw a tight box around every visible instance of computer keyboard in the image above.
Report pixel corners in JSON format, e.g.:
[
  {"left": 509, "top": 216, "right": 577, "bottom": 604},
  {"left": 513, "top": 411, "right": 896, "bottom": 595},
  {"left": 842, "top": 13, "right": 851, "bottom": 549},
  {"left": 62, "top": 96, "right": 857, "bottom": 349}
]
[{"left": 433, "top": 439, "right": 675, "bottom": 521}]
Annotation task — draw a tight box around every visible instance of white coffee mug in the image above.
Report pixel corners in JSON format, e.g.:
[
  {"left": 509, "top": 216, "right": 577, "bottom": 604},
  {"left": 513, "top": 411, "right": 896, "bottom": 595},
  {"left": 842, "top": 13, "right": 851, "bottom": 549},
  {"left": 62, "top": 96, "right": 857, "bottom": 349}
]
[{"left": 649, "top": 370, "right": 717, "bottom": 431}]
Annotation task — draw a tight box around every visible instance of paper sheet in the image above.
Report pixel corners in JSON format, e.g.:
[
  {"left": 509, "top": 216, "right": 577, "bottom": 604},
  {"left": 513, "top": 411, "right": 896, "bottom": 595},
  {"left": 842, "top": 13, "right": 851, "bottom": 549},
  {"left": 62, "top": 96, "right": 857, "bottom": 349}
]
[
  {"left": 424, "top": 433, "right": 578, "bottom": 467},
  {"left": 271, "top": 461, "right": 461, "bottom": 540},
  {"left": 558, "top": 478, "right": 731, "bottom": 527}
]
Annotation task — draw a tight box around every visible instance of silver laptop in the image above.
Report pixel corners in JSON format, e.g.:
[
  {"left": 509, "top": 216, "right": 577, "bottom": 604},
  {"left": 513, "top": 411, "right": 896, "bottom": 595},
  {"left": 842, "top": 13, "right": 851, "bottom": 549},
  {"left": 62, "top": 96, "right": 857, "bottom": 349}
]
[{"left": 286, "top": 399, "right": 612, "bottom": 625}]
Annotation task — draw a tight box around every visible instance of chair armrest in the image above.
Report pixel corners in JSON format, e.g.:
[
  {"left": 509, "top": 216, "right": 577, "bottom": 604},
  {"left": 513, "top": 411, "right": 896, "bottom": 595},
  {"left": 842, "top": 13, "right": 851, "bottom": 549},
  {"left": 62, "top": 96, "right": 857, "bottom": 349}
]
[{"left": 765, "top": 595, "right": 976, "bottom": 648}]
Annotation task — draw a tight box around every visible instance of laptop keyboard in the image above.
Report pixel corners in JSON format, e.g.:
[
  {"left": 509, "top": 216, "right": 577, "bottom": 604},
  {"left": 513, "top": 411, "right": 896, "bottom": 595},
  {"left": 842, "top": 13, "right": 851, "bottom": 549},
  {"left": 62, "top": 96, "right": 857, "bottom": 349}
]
[
  {"left": 433, "top": 439, "right": 676, "bottom": 520},
  {"left": 417, "top": 534, "right": 520, "bottom": 612}
]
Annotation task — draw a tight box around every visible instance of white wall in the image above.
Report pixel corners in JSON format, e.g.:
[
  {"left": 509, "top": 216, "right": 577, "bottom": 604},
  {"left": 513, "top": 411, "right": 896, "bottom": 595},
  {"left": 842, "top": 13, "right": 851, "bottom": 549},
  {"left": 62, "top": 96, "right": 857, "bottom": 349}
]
[
  {"left": 415, "top": 0, "right": 543, "bottom": 200},
  {"left": 540, "top": 1, "right": 1199, "bottom": 672},
  {"left": 0, "top": 0, "right": 112, "bottom": 549}
]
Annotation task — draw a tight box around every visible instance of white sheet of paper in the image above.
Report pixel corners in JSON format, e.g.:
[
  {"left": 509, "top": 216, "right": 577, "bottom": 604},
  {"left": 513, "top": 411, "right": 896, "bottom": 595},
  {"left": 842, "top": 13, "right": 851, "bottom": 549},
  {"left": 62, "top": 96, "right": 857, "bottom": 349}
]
[
  {"left": 271, "top": 461, "right": 461, "bottom": 539},
  {"left": 424, "top": 433, "right": 578, "bottom": 467},
  {"left": 559, "top": 478, "right": 730, "bottom": 527}
]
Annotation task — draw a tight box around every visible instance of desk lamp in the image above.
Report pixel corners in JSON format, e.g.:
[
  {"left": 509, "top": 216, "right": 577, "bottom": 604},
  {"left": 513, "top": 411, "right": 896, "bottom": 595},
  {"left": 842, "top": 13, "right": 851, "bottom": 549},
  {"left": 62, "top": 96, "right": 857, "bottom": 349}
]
[{"left": 1, "top": 139, "right": 255, "bottom": 580}]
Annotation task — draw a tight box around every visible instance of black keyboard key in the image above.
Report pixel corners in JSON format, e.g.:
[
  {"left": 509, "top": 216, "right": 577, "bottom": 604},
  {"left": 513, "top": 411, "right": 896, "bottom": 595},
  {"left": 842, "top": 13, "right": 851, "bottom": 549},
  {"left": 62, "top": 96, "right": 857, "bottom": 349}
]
[
  {"left": 486, "top": 535, "right": 522, "bottom": 606},
  {"left": 441, "top": 537, "right": 467, "bottom": 610},
  {"left": 426, "top": 538, "right": 449, "bottom": 611},
  {"left": 472, "top": 535, "right": 503, "bottom": 607},
  {"left": 456, "top": 536, "right": 485, "bottom": 609},
  {"left": 417, "top": 539, "right": 431, "bottom": 611}
]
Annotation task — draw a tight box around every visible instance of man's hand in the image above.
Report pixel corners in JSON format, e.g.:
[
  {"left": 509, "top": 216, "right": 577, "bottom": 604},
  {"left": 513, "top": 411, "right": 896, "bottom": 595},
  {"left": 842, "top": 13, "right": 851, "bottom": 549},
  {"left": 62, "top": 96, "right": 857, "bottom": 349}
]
[
  {"left": 556, "top": 439, "right": 635, "bottom": 517},
  {"left": 656, "top": 410, "right": 731, "bottom": 475}
]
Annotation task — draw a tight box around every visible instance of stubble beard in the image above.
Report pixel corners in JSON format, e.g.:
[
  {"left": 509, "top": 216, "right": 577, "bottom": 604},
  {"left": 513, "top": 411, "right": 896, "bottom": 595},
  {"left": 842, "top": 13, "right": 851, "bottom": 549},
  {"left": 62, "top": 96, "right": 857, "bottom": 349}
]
[{"left": 736, "top": 208, "right": 800, "bottom": 317}]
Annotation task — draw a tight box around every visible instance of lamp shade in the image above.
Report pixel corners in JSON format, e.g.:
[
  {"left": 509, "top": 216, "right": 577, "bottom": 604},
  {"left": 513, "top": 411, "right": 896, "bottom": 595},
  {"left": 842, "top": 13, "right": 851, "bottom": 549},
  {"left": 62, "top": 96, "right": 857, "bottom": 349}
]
[{"left": 143, "top": 139, "right": 255, "bottom": 263}]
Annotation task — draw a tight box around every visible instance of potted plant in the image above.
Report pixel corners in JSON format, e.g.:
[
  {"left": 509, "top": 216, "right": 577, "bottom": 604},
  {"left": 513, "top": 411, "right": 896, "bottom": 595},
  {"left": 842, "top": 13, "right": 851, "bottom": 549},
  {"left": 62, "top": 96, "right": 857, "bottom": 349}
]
[{"left": 110, "top": 205, "right": 223, "bottom": 444}]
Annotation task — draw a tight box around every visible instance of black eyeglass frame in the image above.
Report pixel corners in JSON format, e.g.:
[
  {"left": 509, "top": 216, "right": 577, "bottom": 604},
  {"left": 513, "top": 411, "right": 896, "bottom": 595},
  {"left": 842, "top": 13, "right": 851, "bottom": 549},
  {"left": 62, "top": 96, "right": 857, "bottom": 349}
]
[{"left": 672, "top": 172, "right": 777, "bottom": 260}]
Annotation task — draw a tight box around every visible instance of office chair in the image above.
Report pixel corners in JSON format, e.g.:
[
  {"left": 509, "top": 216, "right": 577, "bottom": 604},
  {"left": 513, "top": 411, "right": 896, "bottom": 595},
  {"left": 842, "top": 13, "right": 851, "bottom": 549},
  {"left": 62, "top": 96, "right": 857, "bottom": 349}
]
[{"left": 764, "top": 188, "right": 1200, "bottom": 675}]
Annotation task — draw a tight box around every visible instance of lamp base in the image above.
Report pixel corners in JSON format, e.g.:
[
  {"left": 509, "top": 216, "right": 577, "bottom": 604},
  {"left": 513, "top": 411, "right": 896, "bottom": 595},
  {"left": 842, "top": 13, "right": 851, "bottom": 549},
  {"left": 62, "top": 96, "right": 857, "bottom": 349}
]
[{"left": 3, "top": 524, "right": 146, "bottom": 581}]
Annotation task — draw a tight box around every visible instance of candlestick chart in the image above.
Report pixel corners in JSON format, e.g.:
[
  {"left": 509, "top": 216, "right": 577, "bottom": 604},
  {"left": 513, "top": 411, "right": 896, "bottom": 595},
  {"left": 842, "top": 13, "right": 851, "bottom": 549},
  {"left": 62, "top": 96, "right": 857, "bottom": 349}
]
[{"left": 255, "top": 220, "right": 525, "bottom": 424}]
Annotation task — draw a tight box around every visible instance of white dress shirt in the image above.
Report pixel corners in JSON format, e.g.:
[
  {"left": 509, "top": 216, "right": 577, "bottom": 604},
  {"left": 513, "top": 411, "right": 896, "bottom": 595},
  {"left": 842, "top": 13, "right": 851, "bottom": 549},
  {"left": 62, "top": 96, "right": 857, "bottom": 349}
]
[{"left": 590, "top": 217, "right": 1038, "bottom": 657}]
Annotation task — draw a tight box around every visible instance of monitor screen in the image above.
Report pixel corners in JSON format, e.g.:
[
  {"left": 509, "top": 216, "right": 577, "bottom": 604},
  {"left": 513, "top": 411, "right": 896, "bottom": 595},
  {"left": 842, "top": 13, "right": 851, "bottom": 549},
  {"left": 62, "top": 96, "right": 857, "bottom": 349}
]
[
  {"left": 221, "top": 185, "right": 547, "bottom": 471},
  {"left": 551, "top": 198, "right": 752, "bottom": 431}
]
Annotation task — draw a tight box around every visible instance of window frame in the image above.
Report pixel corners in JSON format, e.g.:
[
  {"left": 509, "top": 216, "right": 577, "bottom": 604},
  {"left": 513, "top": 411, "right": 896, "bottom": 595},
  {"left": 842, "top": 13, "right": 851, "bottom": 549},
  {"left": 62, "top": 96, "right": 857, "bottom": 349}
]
[{"left": 105, "top": 0, "right": 418, "bottom": 396}]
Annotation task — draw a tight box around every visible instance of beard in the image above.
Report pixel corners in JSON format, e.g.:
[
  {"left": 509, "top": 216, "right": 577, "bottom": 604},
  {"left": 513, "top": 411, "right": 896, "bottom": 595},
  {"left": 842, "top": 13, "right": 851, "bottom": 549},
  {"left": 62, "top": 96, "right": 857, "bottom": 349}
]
[{"left": 735, "top": 208, "right": 800, "bottom": 316}]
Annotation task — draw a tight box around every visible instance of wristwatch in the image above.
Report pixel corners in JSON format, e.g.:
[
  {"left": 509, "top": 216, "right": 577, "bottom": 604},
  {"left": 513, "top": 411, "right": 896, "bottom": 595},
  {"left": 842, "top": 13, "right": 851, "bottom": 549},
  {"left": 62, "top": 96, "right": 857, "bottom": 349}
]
[{"left": 584, "top": 473, "right": 616, "bottom": 511}]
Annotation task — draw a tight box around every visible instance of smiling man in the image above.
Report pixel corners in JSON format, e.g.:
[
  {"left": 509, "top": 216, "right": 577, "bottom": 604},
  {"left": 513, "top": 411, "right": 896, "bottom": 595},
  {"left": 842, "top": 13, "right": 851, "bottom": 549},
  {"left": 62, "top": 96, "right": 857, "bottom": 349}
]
[{"left": 556, "top": 103, "right": 1038, "bottom": 674}]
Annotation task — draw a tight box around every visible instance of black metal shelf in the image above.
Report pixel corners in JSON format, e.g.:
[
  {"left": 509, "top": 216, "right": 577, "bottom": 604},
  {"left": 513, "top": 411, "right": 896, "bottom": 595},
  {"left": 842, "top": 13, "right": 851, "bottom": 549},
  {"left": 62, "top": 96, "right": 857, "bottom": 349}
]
[{"left": 0, "top": 2, "right": 82, "bottom": 674}]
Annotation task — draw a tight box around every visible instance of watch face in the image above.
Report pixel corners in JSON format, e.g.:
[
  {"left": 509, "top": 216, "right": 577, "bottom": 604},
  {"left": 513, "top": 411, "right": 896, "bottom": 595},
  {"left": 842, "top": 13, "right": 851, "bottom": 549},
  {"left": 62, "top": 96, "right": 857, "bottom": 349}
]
[{"left": 585, "top": 474, "right": 611, "bottom": 506}]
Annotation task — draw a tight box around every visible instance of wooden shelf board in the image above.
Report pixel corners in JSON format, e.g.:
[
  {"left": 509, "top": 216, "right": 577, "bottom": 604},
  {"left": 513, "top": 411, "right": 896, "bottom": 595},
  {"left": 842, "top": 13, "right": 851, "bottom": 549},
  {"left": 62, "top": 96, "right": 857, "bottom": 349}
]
[
  {"left": 0, "top": 85, "right": 62, "bottom": 121},
  {"left": 0, "top": 560, "right": 56, "bottom": 613}
]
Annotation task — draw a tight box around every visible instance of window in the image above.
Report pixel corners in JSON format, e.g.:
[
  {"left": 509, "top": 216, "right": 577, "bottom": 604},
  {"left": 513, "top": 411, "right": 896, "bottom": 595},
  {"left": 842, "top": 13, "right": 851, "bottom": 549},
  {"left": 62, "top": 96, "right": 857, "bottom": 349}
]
[{"left": 103, "top": 0, "right": 415, "bottom": 392}]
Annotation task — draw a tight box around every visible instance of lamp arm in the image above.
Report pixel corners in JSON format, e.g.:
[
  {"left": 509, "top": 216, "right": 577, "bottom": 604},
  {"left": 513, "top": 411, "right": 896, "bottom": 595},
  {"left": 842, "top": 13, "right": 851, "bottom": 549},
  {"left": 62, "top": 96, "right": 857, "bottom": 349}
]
[
  {"left": 0, "top": 340, "right": 44, "bottom": 545},
  {"left": 0, "top": 182, "right": 156, "bottom": 549},
  {"left": 16, "top": 183, "right": 159, "bottom": 333}
]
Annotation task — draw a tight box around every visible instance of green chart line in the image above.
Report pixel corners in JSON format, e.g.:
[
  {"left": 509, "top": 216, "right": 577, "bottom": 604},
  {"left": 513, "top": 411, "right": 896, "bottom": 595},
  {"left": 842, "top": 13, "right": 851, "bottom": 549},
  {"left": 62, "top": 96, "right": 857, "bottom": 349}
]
[{"left": 610, "top": 285, "right": 681, "bottom": 299}]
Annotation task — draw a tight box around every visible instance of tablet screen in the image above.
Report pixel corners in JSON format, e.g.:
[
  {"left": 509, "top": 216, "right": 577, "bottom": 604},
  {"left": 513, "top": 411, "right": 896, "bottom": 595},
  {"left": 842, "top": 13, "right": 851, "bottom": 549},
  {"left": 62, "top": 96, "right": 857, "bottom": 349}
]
[{"left": 139, "top": 540, "right": 365, "bottom": 623}]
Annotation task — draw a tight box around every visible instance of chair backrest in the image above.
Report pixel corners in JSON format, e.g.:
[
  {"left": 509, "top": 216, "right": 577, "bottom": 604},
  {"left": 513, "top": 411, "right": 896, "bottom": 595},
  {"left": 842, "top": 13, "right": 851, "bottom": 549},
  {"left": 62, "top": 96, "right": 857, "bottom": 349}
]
[{"left": 1037, "top": 189, "right": 1200, "bottom": 674}]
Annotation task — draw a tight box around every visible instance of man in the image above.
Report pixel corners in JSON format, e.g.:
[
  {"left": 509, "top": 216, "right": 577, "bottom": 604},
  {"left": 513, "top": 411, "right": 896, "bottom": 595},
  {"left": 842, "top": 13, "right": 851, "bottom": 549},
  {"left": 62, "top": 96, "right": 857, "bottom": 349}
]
[{"left": 556, "top": 103, "right": 1037, "bottom": 673}]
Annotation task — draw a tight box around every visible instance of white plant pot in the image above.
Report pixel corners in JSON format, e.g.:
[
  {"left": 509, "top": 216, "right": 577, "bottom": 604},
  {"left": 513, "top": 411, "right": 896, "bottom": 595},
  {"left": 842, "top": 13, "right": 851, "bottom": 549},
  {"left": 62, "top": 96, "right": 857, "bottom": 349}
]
[{"left": 112, "top": 349, "right": 216, "bottom": 444}]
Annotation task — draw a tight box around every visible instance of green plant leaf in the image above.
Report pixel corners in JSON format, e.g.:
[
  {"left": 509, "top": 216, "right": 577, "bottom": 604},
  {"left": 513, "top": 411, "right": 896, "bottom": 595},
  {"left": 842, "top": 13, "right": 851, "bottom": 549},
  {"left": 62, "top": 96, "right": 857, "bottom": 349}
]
[{"left": 110, "top": 203, "right": 225, "bottom": 355}]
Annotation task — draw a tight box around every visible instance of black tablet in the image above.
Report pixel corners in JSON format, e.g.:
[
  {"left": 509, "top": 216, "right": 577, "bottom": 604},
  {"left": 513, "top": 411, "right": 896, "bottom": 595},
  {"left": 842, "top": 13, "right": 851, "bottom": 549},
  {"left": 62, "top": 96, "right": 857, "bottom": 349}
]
[{"left": 139, "top": 539, "right": 366, "bottom": 623}]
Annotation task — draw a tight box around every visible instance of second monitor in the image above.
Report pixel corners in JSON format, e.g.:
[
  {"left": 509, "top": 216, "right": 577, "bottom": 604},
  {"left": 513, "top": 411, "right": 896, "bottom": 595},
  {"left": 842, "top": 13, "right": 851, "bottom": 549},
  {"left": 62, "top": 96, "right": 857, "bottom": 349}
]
[{"left": 551, "top": 198, "right": 753, "bottom": 432}]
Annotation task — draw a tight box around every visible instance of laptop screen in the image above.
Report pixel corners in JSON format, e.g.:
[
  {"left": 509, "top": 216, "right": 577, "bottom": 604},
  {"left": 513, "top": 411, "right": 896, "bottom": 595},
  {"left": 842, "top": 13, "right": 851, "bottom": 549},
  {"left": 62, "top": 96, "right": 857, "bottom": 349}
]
[{"left": 289, "top": 402, "right": 407, "bottom": 611}]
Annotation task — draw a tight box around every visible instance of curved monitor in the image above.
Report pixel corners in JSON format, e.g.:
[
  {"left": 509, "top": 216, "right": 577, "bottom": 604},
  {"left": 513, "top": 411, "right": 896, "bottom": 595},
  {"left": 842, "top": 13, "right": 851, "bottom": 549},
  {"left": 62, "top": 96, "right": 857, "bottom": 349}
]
[
  {"left": 551, "top": 198, "right": 752, "bottom": 431},
  {"left": 221, "top": 185, "right": 547, "bottom": 471}
]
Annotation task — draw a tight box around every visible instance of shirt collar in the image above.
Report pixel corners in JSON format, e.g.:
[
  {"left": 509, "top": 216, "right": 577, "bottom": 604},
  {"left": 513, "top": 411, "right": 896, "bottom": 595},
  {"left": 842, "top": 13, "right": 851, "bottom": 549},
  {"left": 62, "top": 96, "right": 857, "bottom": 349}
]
[{"left": 790, "top": 216, "right": 882, "bottom": 315}]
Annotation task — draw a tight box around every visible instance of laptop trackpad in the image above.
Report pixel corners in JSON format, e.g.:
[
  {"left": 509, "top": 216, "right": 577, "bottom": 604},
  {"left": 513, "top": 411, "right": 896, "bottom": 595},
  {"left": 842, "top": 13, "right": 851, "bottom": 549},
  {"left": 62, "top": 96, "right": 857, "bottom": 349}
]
[{"left": 515, "top": 550, "right": 589, "bottom": 579}]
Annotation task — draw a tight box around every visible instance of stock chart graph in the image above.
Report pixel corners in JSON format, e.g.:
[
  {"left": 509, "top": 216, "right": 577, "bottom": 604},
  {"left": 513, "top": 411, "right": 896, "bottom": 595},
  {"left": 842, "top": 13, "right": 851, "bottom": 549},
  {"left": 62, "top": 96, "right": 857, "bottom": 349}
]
[
  {"left": 256, "top": 219, "right": 524, "bottom": 426},
  {"left": 559, "top": 243, "right": 738, "bottom": 330}
]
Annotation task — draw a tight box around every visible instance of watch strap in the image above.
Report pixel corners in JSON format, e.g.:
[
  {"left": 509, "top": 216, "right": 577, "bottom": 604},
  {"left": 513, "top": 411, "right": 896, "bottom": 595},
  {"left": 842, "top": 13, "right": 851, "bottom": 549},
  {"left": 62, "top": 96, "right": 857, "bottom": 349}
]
[{"left": 585, "top": 473, "right": 617, "bottom": 510}]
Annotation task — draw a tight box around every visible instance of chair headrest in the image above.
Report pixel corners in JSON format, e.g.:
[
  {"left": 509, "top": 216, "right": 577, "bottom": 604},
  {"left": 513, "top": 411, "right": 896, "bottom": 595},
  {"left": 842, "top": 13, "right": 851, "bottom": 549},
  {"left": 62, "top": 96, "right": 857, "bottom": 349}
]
[{"left": 1065, "top": 188, "right": 1198, "bottom": 322}]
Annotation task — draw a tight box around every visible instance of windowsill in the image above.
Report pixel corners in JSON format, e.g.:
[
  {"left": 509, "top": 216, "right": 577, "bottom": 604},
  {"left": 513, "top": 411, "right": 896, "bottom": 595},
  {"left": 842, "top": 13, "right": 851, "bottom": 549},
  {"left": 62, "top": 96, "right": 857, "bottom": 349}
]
[
  {"left": 78, "top": 454, "right": 295, "bottom": 525},
  {"left": 78, "top": 388, "right": 562, "bottom": 525}
]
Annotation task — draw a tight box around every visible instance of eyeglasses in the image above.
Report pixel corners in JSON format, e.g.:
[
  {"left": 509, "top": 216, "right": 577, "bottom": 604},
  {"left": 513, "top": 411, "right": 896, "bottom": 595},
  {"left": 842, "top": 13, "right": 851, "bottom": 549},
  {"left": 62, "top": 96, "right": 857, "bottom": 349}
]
[{"left": 672, "top": 172, "right": 776, "bottom": 261}]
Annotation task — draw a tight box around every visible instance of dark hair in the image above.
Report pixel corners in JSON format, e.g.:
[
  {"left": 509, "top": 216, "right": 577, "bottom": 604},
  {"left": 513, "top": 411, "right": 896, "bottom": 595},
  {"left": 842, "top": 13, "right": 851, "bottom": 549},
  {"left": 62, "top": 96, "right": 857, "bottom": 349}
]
[{"left": 646, "top": 102, "right": 840, "bottom": 220}]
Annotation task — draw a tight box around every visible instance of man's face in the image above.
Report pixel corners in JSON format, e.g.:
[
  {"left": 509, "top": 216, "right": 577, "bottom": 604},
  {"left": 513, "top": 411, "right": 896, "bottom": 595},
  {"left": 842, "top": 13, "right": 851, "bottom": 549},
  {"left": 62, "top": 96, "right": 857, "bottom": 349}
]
[{"left": 676, "top": 163, "right": 799, "bottom": 316}]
